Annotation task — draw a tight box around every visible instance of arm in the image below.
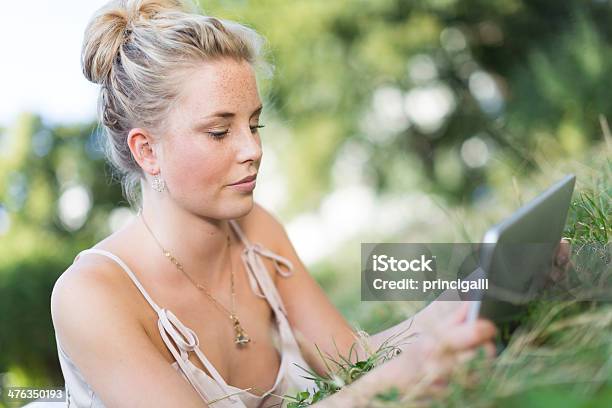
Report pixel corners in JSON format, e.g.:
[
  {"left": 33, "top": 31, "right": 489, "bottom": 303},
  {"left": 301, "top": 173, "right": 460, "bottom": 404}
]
[
  {"left": 249, "top": 203, "right": 511, "bottom": 374},
  {"left": 366, "top": 296, "right": 466, "bottom": 354},
  {"left": 51, "top": 263, "right": 208, "bottom": 408},
  {"left": 310, "top": 357, "right": 408, "bottom": 407},
  {"left": 254, "top": 205, "right": 474, "bottom": 369},
  {"left": 248, "top": 204, "right": 367, "bottom": 374},
  {"left": 312, "top": 306, "right": 497, "bottom": 407},
  {"left": 247, "top": 204, "right": 496, "bottom": 406},
  {"left": 249, "top": 204, "right": 474, "bottom": 374}
]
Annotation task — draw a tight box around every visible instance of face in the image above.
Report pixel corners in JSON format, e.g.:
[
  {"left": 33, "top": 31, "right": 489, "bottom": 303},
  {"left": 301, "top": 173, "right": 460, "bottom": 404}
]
[{"left": 156, "top": 58, "right": 264, "bottom": 220}]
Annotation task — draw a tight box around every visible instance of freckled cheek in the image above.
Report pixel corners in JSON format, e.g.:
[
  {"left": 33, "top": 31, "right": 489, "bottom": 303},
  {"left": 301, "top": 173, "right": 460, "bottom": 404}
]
[{"left": 164, "top": 146, "right": 230, "bottom": 192}]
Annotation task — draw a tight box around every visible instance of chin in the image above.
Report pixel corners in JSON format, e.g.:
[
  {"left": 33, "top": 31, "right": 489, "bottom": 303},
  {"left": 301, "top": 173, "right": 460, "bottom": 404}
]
[{"left": 223, "top": 195, "right": 255, "bottom": 220}]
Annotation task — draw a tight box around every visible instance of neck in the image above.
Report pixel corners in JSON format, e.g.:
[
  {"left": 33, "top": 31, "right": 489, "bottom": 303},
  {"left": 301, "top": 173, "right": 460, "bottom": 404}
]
[{"left": 138, "top": 194, "right": 234, "bottom": 286}]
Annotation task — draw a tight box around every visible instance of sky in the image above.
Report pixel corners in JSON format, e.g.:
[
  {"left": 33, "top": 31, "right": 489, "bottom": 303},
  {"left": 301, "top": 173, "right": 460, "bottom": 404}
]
[{"left": 0, "top": 1, "right": 109, "bottom": 127}]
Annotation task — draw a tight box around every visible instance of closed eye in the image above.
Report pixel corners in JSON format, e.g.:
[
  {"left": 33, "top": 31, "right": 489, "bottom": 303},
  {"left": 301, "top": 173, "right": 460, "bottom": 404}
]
[
  {"left": 251, "top": 124, "right": 265, "bottom": 133},
  {"left": 207, "top": 125, "right": 265, "bottom": 140},
  {"left": 208, "top": 130, "right": 229, "bottom": 139}
]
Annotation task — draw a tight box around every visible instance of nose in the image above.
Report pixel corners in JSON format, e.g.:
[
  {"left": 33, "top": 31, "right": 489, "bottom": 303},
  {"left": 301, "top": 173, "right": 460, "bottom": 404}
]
[{"left": 234, "top": 124, "right": 262, "bottom": 164}]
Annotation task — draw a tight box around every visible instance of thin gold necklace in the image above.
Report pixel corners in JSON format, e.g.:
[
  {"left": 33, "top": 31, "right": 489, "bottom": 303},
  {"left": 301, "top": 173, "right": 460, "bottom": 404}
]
[{"left": 138, "top": 211, "right": 251, "bottom": 348}]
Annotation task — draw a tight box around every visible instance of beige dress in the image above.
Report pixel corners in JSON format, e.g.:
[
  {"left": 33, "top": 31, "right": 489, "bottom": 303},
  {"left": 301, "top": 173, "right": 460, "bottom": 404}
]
[{"left": 55, "top": 219, "right": 318, "bottom": 407}]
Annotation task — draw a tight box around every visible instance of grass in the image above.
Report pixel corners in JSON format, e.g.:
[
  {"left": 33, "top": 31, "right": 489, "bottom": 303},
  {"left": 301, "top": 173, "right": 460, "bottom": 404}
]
[
  {"left": 283, "top": 139, "right": 611, "bottom": 407},
  {"left": 280, "top": 327, "right": 416, "bottom": 407}
]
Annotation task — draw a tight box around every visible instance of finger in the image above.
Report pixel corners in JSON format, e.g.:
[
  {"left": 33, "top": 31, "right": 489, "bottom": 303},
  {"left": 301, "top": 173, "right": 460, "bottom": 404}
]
[
  {"left": 422, "top": 379, "right": 449, "bottom": 398},
  {"left": 443, "top": 320, "right": 497, "bottom": 352},
  {"left": 448, "top": 341, "right": 497, "bottom": 373},
  {"left": 483, "top": 341, "right": 497, "bottom": 358},
  {"left": 455, "top": 348, "right": 477, "bottom": 365},
  {"left": 428, "top": 303, "right": 469, "bottom": 336},
  {"left": 549, "top": 265, "right": 565, "bottom": 282},
  {"left": 550, "top": 269, "right": 561, "bottom": 282},
  {"left": 554, "top": 239, "right": 571, "bottom": 266},
  {"left": 451, "top": 302, "right": 470, "bottom": 324}
]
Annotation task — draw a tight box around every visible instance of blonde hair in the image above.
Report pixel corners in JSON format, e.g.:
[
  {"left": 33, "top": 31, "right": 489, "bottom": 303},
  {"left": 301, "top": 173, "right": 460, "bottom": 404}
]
[{"left": 81, "top": 0, "right": 272, "bottom": 208}]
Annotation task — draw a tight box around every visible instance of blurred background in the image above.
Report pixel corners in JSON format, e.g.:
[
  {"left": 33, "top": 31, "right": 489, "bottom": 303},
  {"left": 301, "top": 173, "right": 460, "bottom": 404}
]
[{"left": 1, "top": 0, "right": 610, "bottom": 406}]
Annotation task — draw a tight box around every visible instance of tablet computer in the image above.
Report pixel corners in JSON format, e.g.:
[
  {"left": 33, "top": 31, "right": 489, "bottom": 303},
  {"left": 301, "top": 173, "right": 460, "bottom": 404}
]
[{"left": 466, "top": 174, "right": 576, "bottom": 323}]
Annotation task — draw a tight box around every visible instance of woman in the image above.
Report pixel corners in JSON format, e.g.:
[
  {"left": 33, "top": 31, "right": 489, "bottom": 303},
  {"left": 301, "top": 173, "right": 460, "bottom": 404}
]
[{"left": 50, "top": 1, "right": 499, "bottom": 406}]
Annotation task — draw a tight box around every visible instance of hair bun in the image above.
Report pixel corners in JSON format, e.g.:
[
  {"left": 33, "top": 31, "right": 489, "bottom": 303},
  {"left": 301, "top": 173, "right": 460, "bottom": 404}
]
[
  {"left": 81, "top": 0, "right": 189, "bottom": 85},
  {"left": 81, "top": 2, "right": 129, "bottom": 85},
  {"left": 127, "top": 0, "right": 188, "bottom": 22}
]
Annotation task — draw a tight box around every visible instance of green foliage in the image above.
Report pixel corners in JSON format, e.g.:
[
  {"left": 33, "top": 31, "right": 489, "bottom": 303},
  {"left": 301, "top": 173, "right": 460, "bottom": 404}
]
[
  {"left": 202, "top": 0, "right": 612, "bottom": 212},
  {"left": 565, "top": 160, "right": 611, "bottom": 244},
  {"left": 285, "top": 144, "right": 611, "bottom": 406},
  {"left": 0, "top": 113, "right": 126, "bottom": 390},
  {"left": 0, "top": 253, "right": 71, "bottom": 385},
  {"left": 282, "top": 329, "right": 412, "bottom": 407}
]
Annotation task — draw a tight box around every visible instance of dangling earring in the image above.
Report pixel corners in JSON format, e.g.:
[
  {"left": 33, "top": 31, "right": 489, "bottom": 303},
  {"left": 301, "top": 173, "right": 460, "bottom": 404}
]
[{"left": 152, "top": 173, "right": 166, "bottom": 192}]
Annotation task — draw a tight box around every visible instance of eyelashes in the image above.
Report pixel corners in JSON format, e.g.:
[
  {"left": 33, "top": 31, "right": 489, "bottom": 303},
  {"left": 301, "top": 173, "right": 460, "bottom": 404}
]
[
  {"left": 208, "top": 130, "right": 229, "bottom": 139},
  {"left": 208, "top": 125, "right": 265, "bottom": 140}
]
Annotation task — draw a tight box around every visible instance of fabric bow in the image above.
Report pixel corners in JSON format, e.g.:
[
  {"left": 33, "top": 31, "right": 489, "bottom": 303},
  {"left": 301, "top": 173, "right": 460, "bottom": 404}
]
[{"left": 240, "top": 243, "right": 294, "bottom": 298}]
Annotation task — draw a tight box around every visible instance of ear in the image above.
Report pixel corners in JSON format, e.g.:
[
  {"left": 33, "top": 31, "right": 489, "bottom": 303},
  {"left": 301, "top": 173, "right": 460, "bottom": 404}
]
[{"left": 127, "top": 128, "right": 161, "bottom": 175}]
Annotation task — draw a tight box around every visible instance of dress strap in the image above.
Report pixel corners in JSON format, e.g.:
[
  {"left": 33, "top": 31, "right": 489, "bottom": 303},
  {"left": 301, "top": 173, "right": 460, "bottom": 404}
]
[
  {"left": 156, "top": 308, "right": 247, "bottom": 404},
  {"left": 228, "top": 220, "right": 294, "bottom": 317},
  {"left": 229, "top": 219, "right": 252, "bottom": 247},
  {"left": 73, "top": 248, "right": 162, "bottom": 314},
  {"left": 74, "top": 248, "right": 247, "bottom": 404}
]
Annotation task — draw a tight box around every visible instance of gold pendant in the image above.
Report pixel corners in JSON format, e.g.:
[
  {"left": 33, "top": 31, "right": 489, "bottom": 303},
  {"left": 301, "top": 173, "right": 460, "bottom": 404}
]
[{"left": 231, "top": 316, "right": 251, "bottom": 347}]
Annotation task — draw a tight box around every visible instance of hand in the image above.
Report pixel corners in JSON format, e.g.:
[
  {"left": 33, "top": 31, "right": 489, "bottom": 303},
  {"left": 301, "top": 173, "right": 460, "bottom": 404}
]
[
  {"left": 380, "top": 303, "right": 496, "bottom": 395},
  {"left": 417, "top": 303, "right": 496, "bottom": 383},
  {"left": 546, "top": 238, "right": 573, "bottom": 286}
]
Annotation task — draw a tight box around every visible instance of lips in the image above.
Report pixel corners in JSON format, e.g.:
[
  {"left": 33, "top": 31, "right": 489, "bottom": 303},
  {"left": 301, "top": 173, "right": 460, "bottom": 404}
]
[{"left": 229, "top": 173, "right": 257, "bottom": 185}]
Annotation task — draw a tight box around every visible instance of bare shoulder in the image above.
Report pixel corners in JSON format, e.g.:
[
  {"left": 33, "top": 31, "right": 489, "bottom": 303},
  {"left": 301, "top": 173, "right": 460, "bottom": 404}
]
[
  {"left": 50, "top": 253, "right": 143, "bottom": 347},
  {"left": 50, "top": 253, "right": 207, "bottom": 407},
  {"left": 52, "top": 256, "right": 114, "bottom": 312},
  {"left": 51, "top": 247, "right": 152, "bottom": 349},
  {"left": 51, "top": 219, "right": 151, "bottom": 333}
]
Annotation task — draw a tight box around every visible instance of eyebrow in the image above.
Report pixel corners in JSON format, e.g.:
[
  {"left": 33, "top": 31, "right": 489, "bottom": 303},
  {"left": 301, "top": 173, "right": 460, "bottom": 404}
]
[{"left": 205, "top": 104, "right": 263, "bottom": 119}]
